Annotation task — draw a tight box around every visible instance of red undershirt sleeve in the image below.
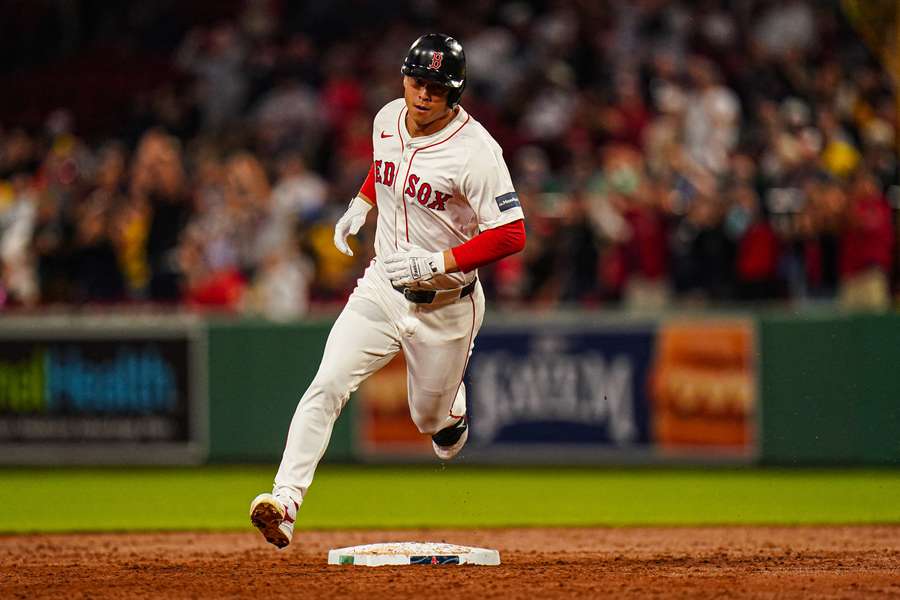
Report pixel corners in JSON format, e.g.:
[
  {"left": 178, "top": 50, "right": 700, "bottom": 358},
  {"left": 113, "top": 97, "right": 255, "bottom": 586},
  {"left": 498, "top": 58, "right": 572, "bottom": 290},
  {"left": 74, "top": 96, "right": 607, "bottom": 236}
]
[
  {"left": 450, "top": 219, "right": 526, "bottom": 273},
  {"left": 358, "top": 163, "right": 376, "bottom": 205}
]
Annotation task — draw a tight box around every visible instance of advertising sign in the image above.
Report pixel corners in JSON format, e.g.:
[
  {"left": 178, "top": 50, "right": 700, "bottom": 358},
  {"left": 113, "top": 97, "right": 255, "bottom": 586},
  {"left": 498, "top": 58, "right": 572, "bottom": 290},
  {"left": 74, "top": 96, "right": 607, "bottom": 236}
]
[
  {"left": 464, "top": 318, "right": 757, "bottom": 462},
  {"left": 0, "top": 316, "right": 207, "bottom": 464},
  {"left": 355, "top": 316, "right": 757, "bottom": 464},
  {"left": 464, "top": 323, "right": 657, "bottom": 461},
  {"left": 649, "top": 320, "right": 757, "bottom": 457}
]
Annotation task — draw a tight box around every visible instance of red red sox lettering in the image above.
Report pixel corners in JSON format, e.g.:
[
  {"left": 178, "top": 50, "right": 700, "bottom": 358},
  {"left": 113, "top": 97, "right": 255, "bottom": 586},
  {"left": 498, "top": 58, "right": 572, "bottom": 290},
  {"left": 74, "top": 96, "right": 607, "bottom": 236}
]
[
  {"left": 374, "top": 160, "right": 397, "bottom": 187},
  {"left": 404, "top": 174, "right": 452, "bottom": 211},
  {"left": 375, "top": 160, "right": 451, "bottom": 211}
]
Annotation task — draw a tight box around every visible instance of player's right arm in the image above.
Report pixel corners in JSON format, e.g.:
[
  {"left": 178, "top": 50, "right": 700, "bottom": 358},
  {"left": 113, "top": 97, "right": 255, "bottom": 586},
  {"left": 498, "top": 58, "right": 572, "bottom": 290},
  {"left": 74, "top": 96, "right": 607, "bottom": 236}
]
[
  {"left": 356, "top": 163, "right": 377, "bottom": 207},
  {"left": 334, "top": 100, "right": 403, "bottom": 256},
  {"left": 333, "top": 164, "right": 377, "bottom": 257}
]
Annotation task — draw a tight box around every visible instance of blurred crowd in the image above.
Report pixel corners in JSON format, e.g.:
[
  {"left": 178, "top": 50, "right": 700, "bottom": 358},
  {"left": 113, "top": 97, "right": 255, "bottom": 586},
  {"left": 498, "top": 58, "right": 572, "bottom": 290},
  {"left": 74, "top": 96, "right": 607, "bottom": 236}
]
[{"left": 0, "top": 0, "right": 897, "bottom": 316}]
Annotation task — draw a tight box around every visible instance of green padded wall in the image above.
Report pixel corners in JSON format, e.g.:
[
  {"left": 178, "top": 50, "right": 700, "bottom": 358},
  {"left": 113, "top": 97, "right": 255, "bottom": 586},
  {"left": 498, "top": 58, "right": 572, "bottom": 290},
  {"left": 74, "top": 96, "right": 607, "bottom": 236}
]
[
  {"left": 206, "top": 318, "right": 354, "bottom": 462},
  {"left": 760, "top": 313, "right": 900, "bottom": 464}
]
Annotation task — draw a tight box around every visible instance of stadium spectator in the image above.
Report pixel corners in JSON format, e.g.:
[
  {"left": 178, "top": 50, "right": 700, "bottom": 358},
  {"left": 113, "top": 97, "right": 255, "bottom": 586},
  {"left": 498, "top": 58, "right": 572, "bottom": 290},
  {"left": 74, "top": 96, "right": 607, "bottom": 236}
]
[
  {"left": 135, "top": 131, "right": 192, "bottom": 302},
  {"left": 176, "top": 24, "right": 250, "bottom": 132},
  {"left": 838, "top": 170, "right": 894, "bottom": 311},
  {"left": 0, "top": 173, "right": 38, "bottom": 307},
  {"left": 731, "top": 185, "right": 781, "bottom": 300}
]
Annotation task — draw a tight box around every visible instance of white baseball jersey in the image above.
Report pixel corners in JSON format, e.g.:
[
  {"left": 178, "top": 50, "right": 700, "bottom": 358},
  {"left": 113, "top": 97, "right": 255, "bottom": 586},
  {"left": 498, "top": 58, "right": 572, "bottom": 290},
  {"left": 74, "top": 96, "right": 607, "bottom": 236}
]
[{"left": 370, "top": 98, "right": 525, "bottom": 289}]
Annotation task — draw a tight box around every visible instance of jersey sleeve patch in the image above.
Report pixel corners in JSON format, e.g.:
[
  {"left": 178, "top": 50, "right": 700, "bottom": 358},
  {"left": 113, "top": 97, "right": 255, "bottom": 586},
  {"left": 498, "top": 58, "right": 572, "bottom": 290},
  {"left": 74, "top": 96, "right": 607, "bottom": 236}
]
[{"left": 495, "top": 192, "right": 520, "bottom": 212}]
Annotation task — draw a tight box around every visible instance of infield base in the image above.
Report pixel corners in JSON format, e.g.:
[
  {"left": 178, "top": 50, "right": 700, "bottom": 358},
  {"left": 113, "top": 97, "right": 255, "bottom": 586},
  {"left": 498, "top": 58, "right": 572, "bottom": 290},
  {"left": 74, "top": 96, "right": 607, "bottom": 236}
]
[{"left": 327, "top": 542, "right": 500, "bottom": 567}]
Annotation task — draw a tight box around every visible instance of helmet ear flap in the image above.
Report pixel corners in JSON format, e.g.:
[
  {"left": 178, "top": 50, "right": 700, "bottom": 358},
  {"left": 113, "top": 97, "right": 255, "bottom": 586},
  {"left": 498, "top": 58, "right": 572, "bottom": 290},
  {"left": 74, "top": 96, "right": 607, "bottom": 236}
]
[{"left": 448, "top": 81, "right": 465, "bottom": 108}]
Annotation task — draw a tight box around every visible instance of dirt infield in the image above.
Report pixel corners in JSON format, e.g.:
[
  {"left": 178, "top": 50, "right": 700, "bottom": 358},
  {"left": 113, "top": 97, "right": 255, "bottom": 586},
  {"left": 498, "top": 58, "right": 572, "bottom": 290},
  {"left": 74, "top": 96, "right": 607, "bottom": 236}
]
[{"left": 2, "top": 526, "right": 899, "bottom": 599}]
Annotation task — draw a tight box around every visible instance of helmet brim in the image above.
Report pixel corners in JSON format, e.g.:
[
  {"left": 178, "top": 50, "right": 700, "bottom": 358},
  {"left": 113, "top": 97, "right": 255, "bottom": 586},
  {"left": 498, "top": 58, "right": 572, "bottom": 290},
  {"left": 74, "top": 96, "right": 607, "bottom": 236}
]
[{"left": 401, "top": 65, "right": 464, "bottom": 89}]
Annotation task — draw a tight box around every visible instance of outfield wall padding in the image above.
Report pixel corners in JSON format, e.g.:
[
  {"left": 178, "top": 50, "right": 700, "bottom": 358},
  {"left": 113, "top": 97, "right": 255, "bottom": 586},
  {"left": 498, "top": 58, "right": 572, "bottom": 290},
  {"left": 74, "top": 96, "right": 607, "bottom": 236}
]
[
  {"left": 206, "top": 319, "right": 355, "bottom": 462},
  {"left": 199, "top": 312, "right": 900, "bottom": 465},
  {"left": 758, "top": 313, "right": 900, "bottom": 465}
]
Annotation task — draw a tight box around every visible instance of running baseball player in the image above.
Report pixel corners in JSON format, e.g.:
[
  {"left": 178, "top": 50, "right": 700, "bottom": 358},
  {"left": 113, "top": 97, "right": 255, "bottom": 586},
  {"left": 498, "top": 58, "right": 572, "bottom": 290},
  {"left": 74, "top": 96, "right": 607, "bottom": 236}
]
[{"left": 250, "top": 33, "right": 526, "bottom": 548}]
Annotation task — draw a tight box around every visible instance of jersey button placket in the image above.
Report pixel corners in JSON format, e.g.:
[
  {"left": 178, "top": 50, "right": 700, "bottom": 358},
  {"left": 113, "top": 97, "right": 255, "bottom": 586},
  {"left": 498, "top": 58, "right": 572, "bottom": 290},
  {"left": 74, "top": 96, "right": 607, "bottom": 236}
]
[
  {"left": 396, "top": 141, "right": 417, "bottom": 245},
  {"left": 394, "top": 140, "right": 409, "bottom": 248}
]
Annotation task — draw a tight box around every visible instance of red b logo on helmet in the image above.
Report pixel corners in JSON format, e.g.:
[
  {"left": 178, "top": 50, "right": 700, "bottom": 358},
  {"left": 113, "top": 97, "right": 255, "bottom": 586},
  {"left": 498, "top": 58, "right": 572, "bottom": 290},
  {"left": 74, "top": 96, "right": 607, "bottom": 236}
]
[{"left": 429, "top": 52, "right": 443, "bottom": 70}]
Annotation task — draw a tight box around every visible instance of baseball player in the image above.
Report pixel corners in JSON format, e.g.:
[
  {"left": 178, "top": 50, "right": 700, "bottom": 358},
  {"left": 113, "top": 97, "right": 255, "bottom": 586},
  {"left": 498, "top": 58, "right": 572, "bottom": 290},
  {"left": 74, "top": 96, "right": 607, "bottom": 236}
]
[{"left": 250, "top": 33, "right": 526, "bottom": 548}]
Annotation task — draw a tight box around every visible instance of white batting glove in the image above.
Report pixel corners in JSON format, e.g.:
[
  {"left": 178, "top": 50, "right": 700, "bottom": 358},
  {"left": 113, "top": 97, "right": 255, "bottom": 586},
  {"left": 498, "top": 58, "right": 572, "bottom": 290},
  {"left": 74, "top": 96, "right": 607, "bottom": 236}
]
[
  {"left": 383, "top": 243, "right": 446, "bottom": 285},
  {"left": 333, "top": 196, "right": 373, "bottom": 256}
]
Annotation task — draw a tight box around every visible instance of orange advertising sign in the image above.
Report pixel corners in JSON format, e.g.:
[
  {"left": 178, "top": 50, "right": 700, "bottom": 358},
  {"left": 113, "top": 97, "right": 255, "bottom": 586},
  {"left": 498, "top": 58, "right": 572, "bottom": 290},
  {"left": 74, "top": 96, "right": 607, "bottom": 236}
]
[{"left": 649, "top": 320, "right": 756, "bottom": 454}]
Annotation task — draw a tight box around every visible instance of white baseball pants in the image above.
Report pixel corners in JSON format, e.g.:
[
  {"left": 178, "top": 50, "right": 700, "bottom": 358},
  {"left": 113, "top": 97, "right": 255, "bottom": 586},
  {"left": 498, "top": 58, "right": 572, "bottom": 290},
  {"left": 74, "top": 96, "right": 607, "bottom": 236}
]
[{"left": 273, "top": 261, "right": 484, "bottom": 507}]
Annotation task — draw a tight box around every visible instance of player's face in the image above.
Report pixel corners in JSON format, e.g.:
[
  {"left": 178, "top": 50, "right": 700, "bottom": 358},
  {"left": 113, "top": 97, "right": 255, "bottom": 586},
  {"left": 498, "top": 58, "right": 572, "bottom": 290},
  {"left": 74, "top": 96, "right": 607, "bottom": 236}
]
[{"left": 403, "top": 76, "right": 451, "bottom": 128}]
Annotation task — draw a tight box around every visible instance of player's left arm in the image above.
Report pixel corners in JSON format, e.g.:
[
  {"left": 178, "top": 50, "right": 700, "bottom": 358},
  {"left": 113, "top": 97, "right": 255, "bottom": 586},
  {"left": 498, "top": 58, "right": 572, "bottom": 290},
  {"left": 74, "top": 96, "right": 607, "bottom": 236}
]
[
  {"left": 384, "top": 218, "right": 525, "bottom": 284},
  {"left": 383, "top": 141, "right": 526, "bottom": 284},
  {"left": 442, "top": 219, "right": 525, "bottom": 273},
  {"left": 445, "top": 140, "right": 526, "bottom": 272}
]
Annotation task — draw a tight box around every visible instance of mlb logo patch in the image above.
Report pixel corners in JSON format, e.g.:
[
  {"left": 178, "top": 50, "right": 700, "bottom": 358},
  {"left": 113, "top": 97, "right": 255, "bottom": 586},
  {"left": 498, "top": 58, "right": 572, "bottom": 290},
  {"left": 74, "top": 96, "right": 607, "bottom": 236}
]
[{"left": 495, "top": 192, "right": 520, "bottom": 212}]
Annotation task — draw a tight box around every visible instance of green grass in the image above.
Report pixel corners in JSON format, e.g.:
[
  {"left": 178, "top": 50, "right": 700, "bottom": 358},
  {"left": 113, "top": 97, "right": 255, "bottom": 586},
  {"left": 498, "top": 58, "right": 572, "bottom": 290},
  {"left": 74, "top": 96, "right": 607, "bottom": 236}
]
[{"left": 0, "top": 466, "right": 898, "bottom": 533}]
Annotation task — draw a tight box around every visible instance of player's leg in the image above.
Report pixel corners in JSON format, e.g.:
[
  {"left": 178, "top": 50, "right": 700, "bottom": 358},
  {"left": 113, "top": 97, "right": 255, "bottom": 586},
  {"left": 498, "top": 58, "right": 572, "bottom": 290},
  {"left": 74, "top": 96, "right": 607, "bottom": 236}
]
[
  {"left": 429, "top": 383, "right": 470, "bottom": 460},
  {"left": 252, "top": 294, "right": 400, "bottom": 547},
  {"left": 275, "top": 295, "right": 400, "bottom": 502},
  {"left": 403, "top": 284, "right": 485, "bottom": 458}
]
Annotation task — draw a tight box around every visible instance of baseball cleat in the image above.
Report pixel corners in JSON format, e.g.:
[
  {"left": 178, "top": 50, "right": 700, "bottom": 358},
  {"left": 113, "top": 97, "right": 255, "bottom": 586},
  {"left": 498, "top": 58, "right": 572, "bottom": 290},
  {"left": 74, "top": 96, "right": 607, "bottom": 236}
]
[
  {"left": 249, "top": 493, "right": 297, "bottom": 549},
  {"left": 431, "top": 416, "right": 468, "bottom": 460}
]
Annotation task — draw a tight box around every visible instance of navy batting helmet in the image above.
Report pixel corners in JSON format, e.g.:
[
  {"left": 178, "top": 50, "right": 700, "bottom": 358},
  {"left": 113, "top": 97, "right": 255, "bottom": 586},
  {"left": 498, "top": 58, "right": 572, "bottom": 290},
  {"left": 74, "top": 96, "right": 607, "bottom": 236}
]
[{"left": 401, "top": 33, "right": 466, "bottom": 108}]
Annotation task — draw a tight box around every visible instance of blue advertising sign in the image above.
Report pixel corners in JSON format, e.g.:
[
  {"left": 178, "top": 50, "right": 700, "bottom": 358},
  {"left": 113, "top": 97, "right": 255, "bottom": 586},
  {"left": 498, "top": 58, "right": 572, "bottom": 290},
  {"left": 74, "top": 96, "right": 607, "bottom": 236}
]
[
  {"left": 0, "top": 317, "right": 207, "bottom": 464},
  {"left": 466, "top": 325, "right": 656, "bottom": 452}
]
